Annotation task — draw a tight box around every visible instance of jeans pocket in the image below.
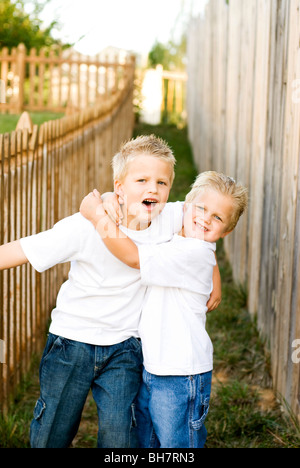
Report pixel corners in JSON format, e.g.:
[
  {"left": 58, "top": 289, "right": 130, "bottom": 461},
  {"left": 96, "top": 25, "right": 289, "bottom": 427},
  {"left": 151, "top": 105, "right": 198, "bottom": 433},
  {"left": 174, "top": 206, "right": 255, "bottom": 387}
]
[
  {"left": 42, "top": 334, "right": 61, "bottom": 362},
  {"left": 191, "top": 401, "right": 210, "bottom": 431},
  {"left": 33, "top": 397, "right": 46, "bottom": 421},
  {"left": 131, "top": 403, "right": 137, "bottom": 428}
]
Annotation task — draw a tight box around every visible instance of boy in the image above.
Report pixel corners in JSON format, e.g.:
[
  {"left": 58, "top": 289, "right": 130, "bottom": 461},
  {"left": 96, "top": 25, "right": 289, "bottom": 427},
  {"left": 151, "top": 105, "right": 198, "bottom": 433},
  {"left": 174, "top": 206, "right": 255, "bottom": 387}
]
[
  {"left": 0, "top": 135, "right": 221, "bottom": 448},
  {"left": 79, "top": 171, "right": 248, "bottom": 448}
]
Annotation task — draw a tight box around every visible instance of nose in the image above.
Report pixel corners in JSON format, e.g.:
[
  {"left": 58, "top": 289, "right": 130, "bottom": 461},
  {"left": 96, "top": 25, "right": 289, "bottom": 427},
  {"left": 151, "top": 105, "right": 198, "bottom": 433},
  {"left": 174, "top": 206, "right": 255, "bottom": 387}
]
[
  {"left": 204, "top": 213, "right": 211, "bottom": 224},
  {"left": 198, "top": 210, "right": 211, "bottom": 225},
  {"left": 147, "top": 180, "right": 158, "bottom": 193}
]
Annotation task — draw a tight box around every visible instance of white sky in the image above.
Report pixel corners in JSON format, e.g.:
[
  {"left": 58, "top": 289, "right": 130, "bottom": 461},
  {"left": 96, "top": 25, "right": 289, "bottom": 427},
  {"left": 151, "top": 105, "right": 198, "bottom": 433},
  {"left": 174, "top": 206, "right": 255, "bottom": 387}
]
[{"left": 37, "top": 0, "right": 208, "bottom": 56}]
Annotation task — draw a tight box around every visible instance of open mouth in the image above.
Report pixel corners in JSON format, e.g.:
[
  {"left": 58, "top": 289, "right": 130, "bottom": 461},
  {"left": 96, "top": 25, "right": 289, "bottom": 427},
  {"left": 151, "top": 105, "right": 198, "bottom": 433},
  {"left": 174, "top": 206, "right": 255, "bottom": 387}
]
[{"left": 142, "top": 199, "right": 158, "bottom": 210}]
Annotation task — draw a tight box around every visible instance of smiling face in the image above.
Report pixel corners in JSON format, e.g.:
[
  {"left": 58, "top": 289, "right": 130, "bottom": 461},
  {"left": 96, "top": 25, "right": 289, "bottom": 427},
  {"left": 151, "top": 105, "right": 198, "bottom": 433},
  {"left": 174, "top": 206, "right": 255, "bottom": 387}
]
[
  {"left": 182, "top": 189, "right": 235, "bottom": 242},
  {"left": 114, "top": 154, "right": 173, "bottom": 230}
]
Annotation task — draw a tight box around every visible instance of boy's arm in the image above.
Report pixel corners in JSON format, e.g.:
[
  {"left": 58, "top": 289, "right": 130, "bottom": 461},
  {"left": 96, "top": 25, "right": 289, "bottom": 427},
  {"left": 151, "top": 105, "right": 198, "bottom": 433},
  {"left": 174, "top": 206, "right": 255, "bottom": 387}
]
[
  {"left": 80, "top": 191, "right": 222, "bottom": 307},
  {"left": 206, "top": 261, "right": 222, "bottom": 312},
  {"left": 0, "top": 240, "right": 29, "bottom": 270},
  {"left": 80, "top": 190, "right": 140, "bottom": 269}
]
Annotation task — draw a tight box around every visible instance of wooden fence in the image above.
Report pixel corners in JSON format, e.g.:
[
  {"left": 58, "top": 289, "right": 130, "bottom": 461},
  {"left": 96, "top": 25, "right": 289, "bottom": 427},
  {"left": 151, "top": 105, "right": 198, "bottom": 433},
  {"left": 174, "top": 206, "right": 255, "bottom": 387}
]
[
  {"left": 161, "top": 70, "right": 187, "bottom": 124},
  {"left": 0, "top": 44, "right": 135, "bottom": 114},
  {"left": 139, "top": 66, "right": 187, "bottom": 125},
  {"left": 0, "top": 63, "right": 134, "bottom": 410},
  {"left": 187, "top": 0, "right": 300, "bottom": 421}
]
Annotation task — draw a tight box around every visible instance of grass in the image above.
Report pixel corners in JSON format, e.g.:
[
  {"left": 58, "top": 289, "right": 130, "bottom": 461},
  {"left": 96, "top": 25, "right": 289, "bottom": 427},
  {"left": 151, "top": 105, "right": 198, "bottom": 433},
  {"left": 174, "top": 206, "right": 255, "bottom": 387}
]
[
  {"left": 0, "top": 111, "right": 64, "bottom": 134},
  {"left": 0, "top": 122, "right": 299, "bottom": 448},
  {"left": 205, "top": 244, "right": 300, "bottom": 448}
]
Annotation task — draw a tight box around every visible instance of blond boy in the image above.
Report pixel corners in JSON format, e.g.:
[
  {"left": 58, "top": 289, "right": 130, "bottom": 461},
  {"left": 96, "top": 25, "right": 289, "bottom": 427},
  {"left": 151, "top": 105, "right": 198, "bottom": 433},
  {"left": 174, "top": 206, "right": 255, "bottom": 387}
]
[{"left": 79, "top": 171, "right": 248, "bottom": 448}]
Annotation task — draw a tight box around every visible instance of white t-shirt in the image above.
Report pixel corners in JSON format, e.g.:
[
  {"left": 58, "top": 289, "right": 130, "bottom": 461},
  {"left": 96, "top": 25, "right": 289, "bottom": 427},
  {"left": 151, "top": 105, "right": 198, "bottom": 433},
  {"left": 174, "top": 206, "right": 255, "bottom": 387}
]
[
  {"left": 20, "top": 202, "right": 183, "bottom": 346},
  {"left": 138, "top": 234, "right": 216, "bottom": 376}
]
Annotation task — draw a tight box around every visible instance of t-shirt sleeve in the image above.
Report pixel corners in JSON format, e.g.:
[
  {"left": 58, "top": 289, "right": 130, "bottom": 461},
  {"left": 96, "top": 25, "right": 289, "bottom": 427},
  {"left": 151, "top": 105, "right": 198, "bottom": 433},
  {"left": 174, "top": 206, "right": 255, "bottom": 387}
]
[
  {"left": 138, "top": 238, "right": 216, "bottom": 293},
  {"left": 164, "top": 201, "right": 184, "bottom": 235},
  {"left": 19, "top": 214, "right": 83, "bottom": 272}
]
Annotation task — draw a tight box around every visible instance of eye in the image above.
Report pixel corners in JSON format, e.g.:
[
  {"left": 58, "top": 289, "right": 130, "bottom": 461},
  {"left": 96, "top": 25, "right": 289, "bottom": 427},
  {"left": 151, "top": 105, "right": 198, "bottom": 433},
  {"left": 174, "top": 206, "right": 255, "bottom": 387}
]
[
  {"left": 158, "top": 180, "right": 167, "bottom": 185},
  {"left": 137, "top": 179, "right": 146, "bottom": 183},
  {"left": 215, "top": 215, "right": 222, "bottom": 222}
]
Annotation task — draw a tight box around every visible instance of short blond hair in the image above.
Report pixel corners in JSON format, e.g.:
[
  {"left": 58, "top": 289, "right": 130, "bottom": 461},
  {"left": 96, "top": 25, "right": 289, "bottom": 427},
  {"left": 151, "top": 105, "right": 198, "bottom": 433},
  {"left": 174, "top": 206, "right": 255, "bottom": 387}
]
[
  {"left": 185, "top": 171, "right": 248, "bottom": 230},
  {"left": 112, "top": 134, "right": 176, "bottom": 184}
]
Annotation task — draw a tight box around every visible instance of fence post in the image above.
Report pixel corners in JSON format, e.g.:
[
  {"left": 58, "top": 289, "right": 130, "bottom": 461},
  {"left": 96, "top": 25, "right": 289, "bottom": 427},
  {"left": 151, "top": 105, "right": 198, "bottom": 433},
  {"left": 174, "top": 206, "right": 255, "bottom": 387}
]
[
  {"left": 16, "top": 43, "right": 26, "bottom": 114},
  {"left": 15, "top": 111, "right": 33, "bottom": 134}
]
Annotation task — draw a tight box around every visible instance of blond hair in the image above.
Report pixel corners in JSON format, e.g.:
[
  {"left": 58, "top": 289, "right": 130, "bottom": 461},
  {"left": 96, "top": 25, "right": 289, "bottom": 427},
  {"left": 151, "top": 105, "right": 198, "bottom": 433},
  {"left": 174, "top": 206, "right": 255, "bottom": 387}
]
[
  {"left": 112, "top": 134, "right": 176, "bottom": 184},
  {"left": 185, "top": 171, "right": 248, "bottom": 230}
]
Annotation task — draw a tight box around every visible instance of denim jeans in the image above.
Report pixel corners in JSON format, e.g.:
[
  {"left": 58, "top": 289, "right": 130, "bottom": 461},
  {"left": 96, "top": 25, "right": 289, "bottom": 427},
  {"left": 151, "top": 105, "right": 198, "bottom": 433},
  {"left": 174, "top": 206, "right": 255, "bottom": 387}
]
[
  {"left": 136, "top": 368, "right": 212, "bottom": 448},
  {"left": 30, "top": 333, "right": 143, "bottom": 448}
]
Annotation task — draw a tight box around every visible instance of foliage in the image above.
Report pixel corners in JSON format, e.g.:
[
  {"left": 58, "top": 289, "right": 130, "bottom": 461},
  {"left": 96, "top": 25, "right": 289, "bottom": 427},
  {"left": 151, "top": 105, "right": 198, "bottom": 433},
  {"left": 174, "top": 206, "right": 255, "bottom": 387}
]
[
  {"left": 148, "top": 35, "right": 187, "bottom": 71},
  {"left": 0, "top": 0, "right": 66, "bottom": 51}
]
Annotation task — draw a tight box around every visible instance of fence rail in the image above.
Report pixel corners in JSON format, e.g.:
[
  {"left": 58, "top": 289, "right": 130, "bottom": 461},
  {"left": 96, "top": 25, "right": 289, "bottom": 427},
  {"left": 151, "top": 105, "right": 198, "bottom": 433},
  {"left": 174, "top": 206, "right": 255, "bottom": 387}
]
[
  {"left": 0, "top": 44, "right": 135, "bottom": 114},
  {"left": 187, "top": 0, "right": 300, "bottom": 421},
  {"left": 0, "top": 63, "right": 134, "bottom": 410},
  {"left": 161, "top": 70, "right": 187, "bottom": 124}
]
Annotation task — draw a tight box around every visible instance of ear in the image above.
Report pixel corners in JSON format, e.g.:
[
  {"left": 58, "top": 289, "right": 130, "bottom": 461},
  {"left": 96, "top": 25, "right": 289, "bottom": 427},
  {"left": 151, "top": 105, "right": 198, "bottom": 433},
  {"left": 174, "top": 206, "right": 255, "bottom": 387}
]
[
  {"left": 183, "top": 201, "right": 192, "bottom": 213},
  {"left": 220, "top": 230, "right": 233, "bottom": 239},
  {"left": 114, "top": 180, "right": 125, "bottom": 203}
]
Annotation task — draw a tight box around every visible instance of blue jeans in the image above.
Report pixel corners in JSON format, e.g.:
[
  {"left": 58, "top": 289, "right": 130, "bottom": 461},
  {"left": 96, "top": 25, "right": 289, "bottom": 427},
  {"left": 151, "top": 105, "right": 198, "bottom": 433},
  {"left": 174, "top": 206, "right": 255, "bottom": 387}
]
[
  {"left": 30, "top": 333, "right": 143, "bottom": 448},
  {"left": 136, "top": 368, "right": 212, "bottom": 448}
]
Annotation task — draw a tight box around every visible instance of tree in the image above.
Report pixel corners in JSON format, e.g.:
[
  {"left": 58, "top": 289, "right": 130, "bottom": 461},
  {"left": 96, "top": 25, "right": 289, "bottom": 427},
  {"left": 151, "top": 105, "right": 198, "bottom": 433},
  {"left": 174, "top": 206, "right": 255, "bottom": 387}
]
[
  {"left": 148, "top": 41, "right": 171, "bottom": 70},
  {"left": 148, "top": 35, "right": 187, "bottom": 71},
  {"left": 0, "top": 0, "right": 66, "bottom": 50}
]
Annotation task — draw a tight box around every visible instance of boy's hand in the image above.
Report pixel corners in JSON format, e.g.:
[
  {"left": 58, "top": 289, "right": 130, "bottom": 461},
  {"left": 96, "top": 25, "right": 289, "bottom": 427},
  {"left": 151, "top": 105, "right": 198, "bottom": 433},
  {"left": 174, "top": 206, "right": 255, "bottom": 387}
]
[
  {"left": 101, "top": 192, "right": 123, "bottom": 226},
  {"left": 80, "top": 189, "right": 106, "bottom": 227},
  {"left": 206, "top": 290, "right": 222, "bottom": 312}
]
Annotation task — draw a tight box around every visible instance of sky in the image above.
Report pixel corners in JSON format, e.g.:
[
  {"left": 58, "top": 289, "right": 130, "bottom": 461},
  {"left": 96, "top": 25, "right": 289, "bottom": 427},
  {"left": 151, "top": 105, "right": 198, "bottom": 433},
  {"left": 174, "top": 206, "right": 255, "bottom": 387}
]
[{"left": 36, "top": 0, "right": 208, "bottom": 56}]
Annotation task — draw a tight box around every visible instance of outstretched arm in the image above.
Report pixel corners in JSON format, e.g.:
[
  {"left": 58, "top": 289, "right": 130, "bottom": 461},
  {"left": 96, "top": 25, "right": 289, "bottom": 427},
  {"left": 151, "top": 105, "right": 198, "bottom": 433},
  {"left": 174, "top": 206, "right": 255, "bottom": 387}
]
[
  {"left": 80, "top": 190, "right": 140, "bottom": 269},
  {"left": 0, "top": 240, "right": 29, "bottom": 270},
  {"left": 80, "top": 190, "right": 222, "bottom": 309}
]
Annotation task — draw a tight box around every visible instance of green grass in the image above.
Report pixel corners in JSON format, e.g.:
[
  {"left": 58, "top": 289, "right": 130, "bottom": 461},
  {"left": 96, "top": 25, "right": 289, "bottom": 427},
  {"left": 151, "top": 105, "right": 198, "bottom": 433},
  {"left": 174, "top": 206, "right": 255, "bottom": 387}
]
[
  {"left": 205, "top": 244, "right": 300, "bottom": 448},
  {"left": 0, "top": 111, "right": 64, "bottom": 134},
  {"left": 0, "top": 122, "right": 299, "bottom": 448}
]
